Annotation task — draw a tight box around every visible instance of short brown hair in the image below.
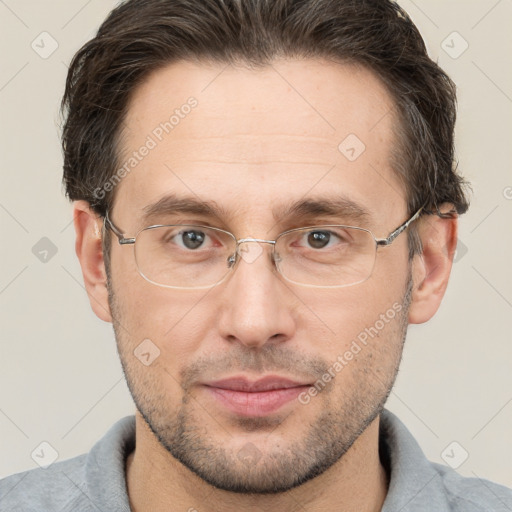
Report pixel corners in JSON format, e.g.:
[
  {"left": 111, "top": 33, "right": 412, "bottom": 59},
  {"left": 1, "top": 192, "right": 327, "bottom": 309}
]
[{"left": 61, "top": 0, "right": 470, "bottom": 258}]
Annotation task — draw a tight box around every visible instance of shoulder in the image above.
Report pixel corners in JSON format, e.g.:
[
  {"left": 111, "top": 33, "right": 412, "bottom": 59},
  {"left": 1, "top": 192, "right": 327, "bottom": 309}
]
[
  {"left": 0, "top": 454, "right": 93, "bottom": 511},
  {"left": 0, "top": 415, "right": 135, "bottom": 512},
  {"left": 379, "top": 409, "right": 512, "bottom": 512},
  {"left": 430, "top": 461, "right": 512, "bottom": 512}
]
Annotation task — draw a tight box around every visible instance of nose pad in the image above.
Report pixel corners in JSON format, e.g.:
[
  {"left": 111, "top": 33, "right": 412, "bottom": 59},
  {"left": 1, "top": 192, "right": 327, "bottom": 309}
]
[
  {"left": 226, "top": 241, "right": 280, "bottom": 271},
  {"left": 227, "top": 253, "right": 237, "bottom": 268}
]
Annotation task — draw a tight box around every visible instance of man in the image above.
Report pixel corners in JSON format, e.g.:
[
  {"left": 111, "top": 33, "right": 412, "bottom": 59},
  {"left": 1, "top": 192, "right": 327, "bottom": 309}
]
[{"left": 1, "top": 0, "right": 511, "bottom": 510}]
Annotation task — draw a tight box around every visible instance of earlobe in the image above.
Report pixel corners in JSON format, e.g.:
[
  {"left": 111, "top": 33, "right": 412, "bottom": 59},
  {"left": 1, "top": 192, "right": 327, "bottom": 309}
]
[
  {"left": 73, "top": 200, "right": 113, "bottom": 323},
  {"left": 408, "top": 204, "right": 458, "bottom": 324}
]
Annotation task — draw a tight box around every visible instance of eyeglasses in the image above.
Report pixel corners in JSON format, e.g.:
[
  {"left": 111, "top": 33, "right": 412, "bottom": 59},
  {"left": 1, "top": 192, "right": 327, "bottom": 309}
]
[{"left": 103, "top": 207, "right": 423, "bottom": 289}]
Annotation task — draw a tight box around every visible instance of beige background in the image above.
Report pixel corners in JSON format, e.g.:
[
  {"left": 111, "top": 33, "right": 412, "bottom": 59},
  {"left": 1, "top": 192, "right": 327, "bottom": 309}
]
[{"left": 1, "top": 0, "right": 511, "bottom": 488}]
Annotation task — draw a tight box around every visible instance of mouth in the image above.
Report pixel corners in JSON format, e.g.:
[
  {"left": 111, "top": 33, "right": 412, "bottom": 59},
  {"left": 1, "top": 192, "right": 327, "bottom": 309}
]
[{"left": 201, "top": 375, "right": 313, "bottom": 417}]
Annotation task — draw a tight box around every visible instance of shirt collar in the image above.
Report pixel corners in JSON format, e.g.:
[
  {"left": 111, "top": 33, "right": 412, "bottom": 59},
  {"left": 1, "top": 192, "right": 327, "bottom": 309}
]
[
  {"left": 85, "top": 415, "right": 134, "bottom": 511},
  {"left": 379, "top": 408, "right": 450, "bottom": 511}
]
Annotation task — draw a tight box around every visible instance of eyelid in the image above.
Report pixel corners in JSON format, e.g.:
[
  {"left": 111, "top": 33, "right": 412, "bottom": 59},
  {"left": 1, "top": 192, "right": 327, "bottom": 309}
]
[{"left": 280, "top": 219, "right": 362, "bottom": 231}]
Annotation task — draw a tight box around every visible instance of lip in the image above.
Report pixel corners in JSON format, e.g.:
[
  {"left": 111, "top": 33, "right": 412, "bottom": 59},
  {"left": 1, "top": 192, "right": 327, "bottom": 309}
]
[
  {"left": 204, "top": 376, "right": 311, "bottom": 392},
  {"left": 202, "top": 375, "right": 312, "bottom": 417}
]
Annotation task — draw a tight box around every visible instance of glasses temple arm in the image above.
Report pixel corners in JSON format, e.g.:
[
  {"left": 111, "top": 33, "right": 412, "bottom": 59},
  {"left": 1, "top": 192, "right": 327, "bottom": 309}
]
[
  {"left": 376, "top": 206, "right": 424, "bottom": 247},
  {"left": 104, "top": 211, "right": 136, "bottom": 244}
]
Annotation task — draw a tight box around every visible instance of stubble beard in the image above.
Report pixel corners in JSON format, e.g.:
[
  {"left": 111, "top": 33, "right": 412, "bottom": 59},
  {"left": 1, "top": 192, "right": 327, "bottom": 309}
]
[{"left": 108, "top": 275, "right": 412, "bottom": 494}]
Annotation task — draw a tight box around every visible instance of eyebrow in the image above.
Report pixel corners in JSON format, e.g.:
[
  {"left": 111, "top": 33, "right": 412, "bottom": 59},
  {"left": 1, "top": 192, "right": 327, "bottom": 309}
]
[
  {"left": 141, "top": 194, "right": 228, "bottom": 224},
  {"left": 274, "top": 196, "right": 372, "bottom": 225},
  {"left": 140, "top": 193, "right": 372, "bottom": 227}
]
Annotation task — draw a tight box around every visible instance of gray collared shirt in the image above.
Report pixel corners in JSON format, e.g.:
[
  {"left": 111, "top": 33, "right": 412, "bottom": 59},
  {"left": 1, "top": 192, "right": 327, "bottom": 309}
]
[{"left": 1, "top": 409, "right": 511, "bottom": 511}]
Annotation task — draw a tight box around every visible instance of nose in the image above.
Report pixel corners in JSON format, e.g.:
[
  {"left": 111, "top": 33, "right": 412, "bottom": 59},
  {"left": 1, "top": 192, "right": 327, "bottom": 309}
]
[{"left": 216, "top": 240, "right": 296, "bottom": 349}]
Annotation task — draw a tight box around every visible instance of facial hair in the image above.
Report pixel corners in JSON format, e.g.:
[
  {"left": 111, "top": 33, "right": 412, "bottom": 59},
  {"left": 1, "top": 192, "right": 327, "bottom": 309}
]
[{"left": 108, "top": 275, "right": 412, "bottom": 494}]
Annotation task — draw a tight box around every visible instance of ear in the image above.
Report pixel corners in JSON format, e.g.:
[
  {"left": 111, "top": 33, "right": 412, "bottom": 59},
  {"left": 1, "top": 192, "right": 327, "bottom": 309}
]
[
  {"left": 73, "top": 200, "right": 112, "bottom": 323},
  {"left": 408, "top": 204, "right": 458, "bottom": 324}
]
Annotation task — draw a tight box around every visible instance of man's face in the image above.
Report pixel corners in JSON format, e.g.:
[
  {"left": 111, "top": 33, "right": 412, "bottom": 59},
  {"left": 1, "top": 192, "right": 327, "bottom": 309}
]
[{"left": 107, "top": 59, "right": 412, "bottom": 493}]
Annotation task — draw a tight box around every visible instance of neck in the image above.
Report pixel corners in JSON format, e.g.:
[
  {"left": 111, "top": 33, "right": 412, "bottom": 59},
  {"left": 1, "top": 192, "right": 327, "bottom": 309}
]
[{"left": 125, "top": 412, "right": 388, "bottom": 512}]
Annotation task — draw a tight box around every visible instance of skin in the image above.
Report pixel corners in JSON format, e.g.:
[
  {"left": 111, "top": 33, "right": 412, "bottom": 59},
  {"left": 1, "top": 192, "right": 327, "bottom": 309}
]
[{"left": 74, "top": 58, "right": 457, "bottom": 512}]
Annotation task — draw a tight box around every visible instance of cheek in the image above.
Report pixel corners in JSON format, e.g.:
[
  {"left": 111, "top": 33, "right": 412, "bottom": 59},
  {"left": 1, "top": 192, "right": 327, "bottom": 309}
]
[
  {"left": 297, "top": 275, "right": 409, "bottom": 377},
  {"left": 295, "top": 270, "right": 407, "bottom": 337},
  {"left": 322, "top": 299, "right": 406, "bottom": 394},
  {"left": 111, "top": 268, "right": 216, "bottom": 362}
]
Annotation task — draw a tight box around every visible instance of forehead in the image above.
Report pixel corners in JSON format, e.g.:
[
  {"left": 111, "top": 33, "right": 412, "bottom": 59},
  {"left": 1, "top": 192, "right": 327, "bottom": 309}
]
[{"left": 114, "top": 58, "right": 405, "bottom": 228}]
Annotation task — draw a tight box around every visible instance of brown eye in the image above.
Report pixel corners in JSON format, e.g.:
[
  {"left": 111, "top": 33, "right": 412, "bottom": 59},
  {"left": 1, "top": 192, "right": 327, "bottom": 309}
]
[{"left": 307, "top": 231, "right": 331, "bottom": 249}]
